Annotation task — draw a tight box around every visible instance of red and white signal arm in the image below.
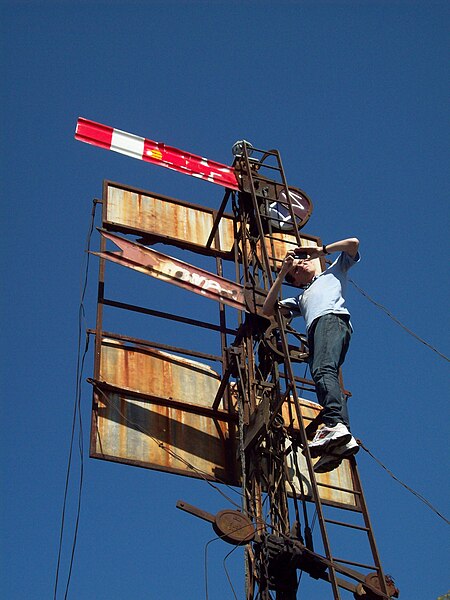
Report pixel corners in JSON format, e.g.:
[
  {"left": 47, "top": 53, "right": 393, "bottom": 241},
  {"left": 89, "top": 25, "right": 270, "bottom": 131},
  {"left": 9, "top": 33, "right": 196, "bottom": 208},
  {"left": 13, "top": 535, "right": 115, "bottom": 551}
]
[{"left": 268, "top": 188, "right": 313, "bottom": 231}]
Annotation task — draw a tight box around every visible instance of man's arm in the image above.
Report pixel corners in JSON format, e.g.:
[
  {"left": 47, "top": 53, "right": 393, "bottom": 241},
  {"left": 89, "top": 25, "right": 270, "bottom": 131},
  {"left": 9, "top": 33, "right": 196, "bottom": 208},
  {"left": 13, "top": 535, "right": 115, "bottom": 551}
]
[
  {"left": 300, "top": 238, "right": 360, "bottom": 259},
  {"left": 262, "top": 238, "right": 360, "bottom": 317},
  {"left": 262, "top": 252, "right": 296, "bottom": 317}
]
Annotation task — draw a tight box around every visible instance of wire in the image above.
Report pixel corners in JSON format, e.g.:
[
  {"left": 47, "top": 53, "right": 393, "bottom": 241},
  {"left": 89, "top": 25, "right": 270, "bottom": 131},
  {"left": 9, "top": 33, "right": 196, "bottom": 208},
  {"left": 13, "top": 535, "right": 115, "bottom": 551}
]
[
  {"left": 53, "top": 201, "right": 97, "bottom": 600},
  {"left": 63, "top": 333, "right": 89, "bottom": 600},
  {"left": 358, "top": 439, "right": 450, "bottom": 526},
  {"left": 204, "top": 522, "right": 252, "bottom": 600},
  {"left": 350, "top": 278, "right": 450, "bottom": 364},
  {"left": 223, "top": 546, "right": 240, "bottom": 600},
  {"left": 204, "top": 537, "right": 218, "bottom": 600}
]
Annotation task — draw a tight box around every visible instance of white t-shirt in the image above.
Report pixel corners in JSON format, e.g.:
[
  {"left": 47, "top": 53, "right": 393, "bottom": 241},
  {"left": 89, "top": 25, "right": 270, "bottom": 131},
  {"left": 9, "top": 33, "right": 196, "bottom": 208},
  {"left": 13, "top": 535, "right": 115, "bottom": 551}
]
[{"left": 279, "top": 251, "right": 360, "bottom": 333}]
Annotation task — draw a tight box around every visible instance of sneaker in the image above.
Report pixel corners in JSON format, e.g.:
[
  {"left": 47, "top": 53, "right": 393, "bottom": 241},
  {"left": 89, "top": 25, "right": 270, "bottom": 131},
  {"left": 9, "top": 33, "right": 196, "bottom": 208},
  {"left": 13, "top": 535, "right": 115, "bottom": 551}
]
[
  {"left": 307, "top": 423, "right": 352, "bottom": 458},
  {"left": 313, "top": 437, "right": 360, "bottom": 473}
]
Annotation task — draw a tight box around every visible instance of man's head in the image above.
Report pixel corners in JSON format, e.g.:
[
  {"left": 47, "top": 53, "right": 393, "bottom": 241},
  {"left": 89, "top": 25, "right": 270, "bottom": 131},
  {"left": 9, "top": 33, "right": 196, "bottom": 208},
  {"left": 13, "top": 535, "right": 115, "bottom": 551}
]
[{"left": 285, "top": 258, "right": 317, "bottom": 287}]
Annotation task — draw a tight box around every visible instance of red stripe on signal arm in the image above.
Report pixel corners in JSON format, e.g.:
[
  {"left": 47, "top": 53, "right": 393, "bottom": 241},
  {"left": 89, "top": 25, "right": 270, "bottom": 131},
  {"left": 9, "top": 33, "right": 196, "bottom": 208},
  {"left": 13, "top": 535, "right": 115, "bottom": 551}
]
[
  {"left": 75, "top": 117, "right": 240, "bottom": 191},
  {"left": 75, "top": 118, "right": 113, "bottom": 149}
]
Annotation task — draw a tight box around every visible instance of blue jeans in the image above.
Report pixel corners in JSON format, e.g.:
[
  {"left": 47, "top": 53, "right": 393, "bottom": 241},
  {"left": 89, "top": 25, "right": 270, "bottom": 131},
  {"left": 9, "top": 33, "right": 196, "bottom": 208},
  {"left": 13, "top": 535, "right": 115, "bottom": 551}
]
[{"left": 307, "top": 313, "right": 352, "bottom": 429}]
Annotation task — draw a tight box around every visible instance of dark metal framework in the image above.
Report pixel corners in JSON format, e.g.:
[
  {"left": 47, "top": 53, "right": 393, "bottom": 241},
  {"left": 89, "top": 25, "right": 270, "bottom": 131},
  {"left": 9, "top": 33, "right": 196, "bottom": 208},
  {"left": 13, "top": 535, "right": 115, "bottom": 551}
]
[
  {"left": 210, "top": 146, "right": 392, "bottom": 600},
  {"left": 89, "top": 153, "right": 396, "bottom": 599}
]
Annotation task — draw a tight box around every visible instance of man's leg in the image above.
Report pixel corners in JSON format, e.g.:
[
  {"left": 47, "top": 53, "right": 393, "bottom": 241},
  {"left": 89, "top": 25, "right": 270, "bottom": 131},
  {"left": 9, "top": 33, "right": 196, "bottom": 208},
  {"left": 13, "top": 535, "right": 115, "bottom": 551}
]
[{"left": 308, "top": 314, "right": 352, "bottom": 429}]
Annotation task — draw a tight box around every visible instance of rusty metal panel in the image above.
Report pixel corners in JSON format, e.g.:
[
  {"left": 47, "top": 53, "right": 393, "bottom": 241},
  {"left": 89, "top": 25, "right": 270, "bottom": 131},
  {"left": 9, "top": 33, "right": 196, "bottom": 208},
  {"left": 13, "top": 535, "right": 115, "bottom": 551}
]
[
  {"left": 105, "top": 182, "right": 235, "bottom": 252},
  {"left": 282, "top": 398, "right": 357, "bottom": 508},
  {"left": 94, "top": 230, "right": 265, "bottom": 313},
  {"left": 91, "top": 337, "right": 237, "bottom": 483},
  {"left": 91, "top": 335, "right": 356, "bottom": 506},
  {"left": 99, "top": 336, "right": 223, "bottom": 404}
]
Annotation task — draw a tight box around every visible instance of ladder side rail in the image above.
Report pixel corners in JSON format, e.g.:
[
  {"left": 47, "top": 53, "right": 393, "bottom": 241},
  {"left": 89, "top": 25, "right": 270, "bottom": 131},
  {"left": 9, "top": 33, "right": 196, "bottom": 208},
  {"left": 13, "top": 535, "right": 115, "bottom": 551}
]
[
  {"left": 233, "top": 186, "right": 294, "bottom": 597},
  {"left": 274, "top": 150, "right": 304, "bottom": 249},
  {"left": 232, "top": 197, "right": 246, "bottom": 330},
  {"left": 214, "top": 236, "right": 233, "bottom": 414},
  {"left": 250, "top": 148, "right": 342, "bottom": 594},
  {"left": 236, "top": 147, "right": 391, "bottom": 599},
  {"left": 241, "top": 144, "right": 274, "bottom": 285},
  {"left": 274, "top": 310, "right": 342, "bottom": 600},
  {"left": 350, "top": 460, "right": 391, "bottom": 597},
  {"left": 239, "top": 150, "right": 341, "bottom": 598},
  {"left": 233, "top": 345, "right": 261, "bottom": 600}
]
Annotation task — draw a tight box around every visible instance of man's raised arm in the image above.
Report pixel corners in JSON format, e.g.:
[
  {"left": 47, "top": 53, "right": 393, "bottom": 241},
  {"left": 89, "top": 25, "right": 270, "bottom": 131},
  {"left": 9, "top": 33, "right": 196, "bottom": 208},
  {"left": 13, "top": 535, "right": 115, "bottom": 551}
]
[
  {"left": 262, "top": 252, "right": 296, "bottom": 317},
  {"left": 301, "top": 238, "right": 360, "bottom": 259}
]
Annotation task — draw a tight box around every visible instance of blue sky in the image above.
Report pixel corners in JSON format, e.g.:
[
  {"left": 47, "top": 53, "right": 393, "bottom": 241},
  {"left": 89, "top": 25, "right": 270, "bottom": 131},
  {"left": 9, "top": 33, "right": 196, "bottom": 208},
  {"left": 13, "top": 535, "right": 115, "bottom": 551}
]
[{"left": 1, "top": 1, "right": 449, "bottom": 599}]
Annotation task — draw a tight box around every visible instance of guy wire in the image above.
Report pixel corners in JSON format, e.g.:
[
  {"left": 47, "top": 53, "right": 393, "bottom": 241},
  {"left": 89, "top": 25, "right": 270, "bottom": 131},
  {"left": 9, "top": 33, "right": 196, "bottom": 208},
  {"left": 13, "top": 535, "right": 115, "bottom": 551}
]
[
  {"left": 350, "top": 278, "right": 449, "bottom": 363},
  {"left": 359, "top": 439, "right": 450, "bottom": 525},
  {"left": 53, "top": 200, "right": 97, "bottom": 600}
]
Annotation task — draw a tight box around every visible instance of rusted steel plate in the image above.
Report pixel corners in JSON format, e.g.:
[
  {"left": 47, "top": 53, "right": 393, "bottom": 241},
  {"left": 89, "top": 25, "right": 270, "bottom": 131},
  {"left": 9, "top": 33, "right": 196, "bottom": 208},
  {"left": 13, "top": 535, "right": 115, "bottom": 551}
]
[
  {"left": 93, "top": 390, "right": 235, "bottom": 481},
  {"left": 93, "top": 229, "right": 265, "bottom": 313},
  {"left": 92, "top": 337, "right": 237, "bottom": 483},
  {"left": 92, "top": 337, "right": 357, "bottom": 506},
  {"left": 105, "top": 182, "right": 235, "bottom": 253},
  {"left": 99, "top": 337, "right": 222, "bottom": 404},
  {"left": 282, "top": 398, "right": 357, "bottom": 508},
  {"left": 103, "top": 182, "right": 321, "bottom": 271}
]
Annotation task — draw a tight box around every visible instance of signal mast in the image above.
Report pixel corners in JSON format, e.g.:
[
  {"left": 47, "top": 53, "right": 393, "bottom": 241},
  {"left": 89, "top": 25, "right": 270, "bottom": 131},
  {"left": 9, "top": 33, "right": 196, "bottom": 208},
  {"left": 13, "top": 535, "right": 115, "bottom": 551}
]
[{"left": 76, "top": 118, "right": 398, "bottom": 599}]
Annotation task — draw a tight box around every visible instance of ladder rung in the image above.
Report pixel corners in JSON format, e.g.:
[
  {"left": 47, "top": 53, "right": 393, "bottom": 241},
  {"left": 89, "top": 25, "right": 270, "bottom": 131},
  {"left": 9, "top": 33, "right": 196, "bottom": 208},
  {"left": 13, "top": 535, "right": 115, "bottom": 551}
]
[
  {"left": 316, "top": 480, "right": 361, "bottom": 496},
  {"left": 333, "top": 557, "right": 380, "bottom": 571},
  {"left": 255, "top": 163, "right": 282, "bottom": 173},
  {"left": 324, "top": 518, "right": 370, "bottom": 532},
  {"left": 243, "top": 146, "right": 278, "bottom": 158}
]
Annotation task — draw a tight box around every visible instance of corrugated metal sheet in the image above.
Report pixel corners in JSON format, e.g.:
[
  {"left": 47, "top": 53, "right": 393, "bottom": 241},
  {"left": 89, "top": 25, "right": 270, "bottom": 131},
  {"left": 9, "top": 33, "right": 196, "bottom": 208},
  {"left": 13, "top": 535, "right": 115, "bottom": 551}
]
[
  {"left": 106, "top": 183, "right": 235, "bottom": 252},
  {"left": 93, "top": 338, "right": 235, "bottom": 482}
]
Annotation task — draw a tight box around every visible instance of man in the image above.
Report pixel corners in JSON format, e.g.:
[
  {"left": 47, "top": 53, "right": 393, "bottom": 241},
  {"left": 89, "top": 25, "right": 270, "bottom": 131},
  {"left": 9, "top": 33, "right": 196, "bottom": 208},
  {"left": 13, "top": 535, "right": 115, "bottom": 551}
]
[{"left": 262, "top": 238, "right": 360, "bottom": 473}]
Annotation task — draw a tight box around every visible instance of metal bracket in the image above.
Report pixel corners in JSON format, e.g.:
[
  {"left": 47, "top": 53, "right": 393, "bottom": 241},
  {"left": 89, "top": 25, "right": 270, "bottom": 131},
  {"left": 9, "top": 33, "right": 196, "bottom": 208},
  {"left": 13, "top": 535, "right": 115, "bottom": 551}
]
[{"left": 176, "top": 500, "right": 255, "bottom": 546}]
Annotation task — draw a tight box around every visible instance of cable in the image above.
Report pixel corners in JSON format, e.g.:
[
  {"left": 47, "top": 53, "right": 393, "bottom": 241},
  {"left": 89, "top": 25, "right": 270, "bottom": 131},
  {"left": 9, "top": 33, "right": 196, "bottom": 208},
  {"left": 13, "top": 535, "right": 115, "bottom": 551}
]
[
  {"left": 63, "top": 333, "right": 89, "bottom": 600},
  {"left": 358, "top": 439, "right": 450, "bottom": 526},
  {"left": 53, "top": 360, "right": 80, "bottom": 600},
  {"left": 53, "top": 201, "right": 97, "bottom": 600},
  {"left": 350, "top": 278, "right": 450, "bottom": 363},
  {"left": 204, "top": 521, "right": 255, "bottom": 600},
  {"left": 223, "top": 546, "right": 240, "bottom": 600},
  {"left": 204, "top": 537, "right": 217, "bottom": 600}
]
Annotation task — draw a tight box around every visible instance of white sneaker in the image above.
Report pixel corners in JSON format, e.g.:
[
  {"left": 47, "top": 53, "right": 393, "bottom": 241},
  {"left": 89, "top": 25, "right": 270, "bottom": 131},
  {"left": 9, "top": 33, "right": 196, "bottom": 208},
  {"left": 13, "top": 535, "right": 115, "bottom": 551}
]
[
  {"left": 308, "top": 423, "right": 352, "bottom": 458},
  {"left": 313, "top": 437, "right": 360, "bottom": 473}
]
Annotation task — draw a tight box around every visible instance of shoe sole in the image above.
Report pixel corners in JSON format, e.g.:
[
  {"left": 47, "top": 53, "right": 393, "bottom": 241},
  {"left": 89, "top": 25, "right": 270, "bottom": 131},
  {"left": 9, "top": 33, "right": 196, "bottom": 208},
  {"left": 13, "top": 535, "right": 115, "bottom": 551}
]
[
  {"left": 339, "top": 444, "right": 360, "bottom": 458},
  {"left": 309, "top": 433, "right": 352, "bottom": 458},
  {"left": 313, "top": 443, "right": 360, "bottom": 474},
  {"left": 314, "top": 455, "right": 343, "bottom": 473}
]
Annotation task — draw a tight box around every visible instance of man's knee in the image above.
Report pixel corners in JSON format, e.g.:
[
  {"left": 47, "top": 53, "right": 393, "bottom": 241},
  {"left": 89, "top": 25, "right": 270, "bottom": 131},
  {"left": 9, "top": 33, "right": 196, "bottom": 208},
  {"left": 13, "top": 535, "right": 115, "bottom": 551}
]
[{"left": 310, "top": 362, "right": 339, "bottom": 383}]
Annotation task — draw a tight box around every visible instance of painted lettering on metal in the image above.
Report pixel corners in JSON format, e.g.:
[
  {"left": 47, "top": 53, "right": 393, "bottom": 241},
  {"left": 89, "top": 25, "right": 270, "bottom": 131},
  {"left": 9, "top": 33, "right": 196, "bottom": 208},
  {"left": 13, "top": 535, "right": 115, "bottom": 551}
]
[
  {"left": 172, "top": 266, "right": 239, "bottom": 301},
  {"left": 93, "top": 230, "right": 253, "bottom": 312}
]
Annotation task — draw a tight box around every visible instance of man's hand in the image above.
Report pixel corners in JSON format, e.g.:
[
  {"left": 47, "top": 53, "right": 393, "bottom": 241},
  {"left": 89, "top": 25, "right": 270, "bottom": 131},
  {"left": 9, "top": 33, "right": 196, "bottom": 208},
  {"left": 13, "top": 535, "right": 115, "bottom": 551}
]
[
  {"left": 280, "top": 250, "right": 297, "bottom": 275},
  {"left": 262, "top": 250, "right": 297, "bottom": 317},
  {"left": 292, "top": 246, "right": 323, "bottom": 260}
]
